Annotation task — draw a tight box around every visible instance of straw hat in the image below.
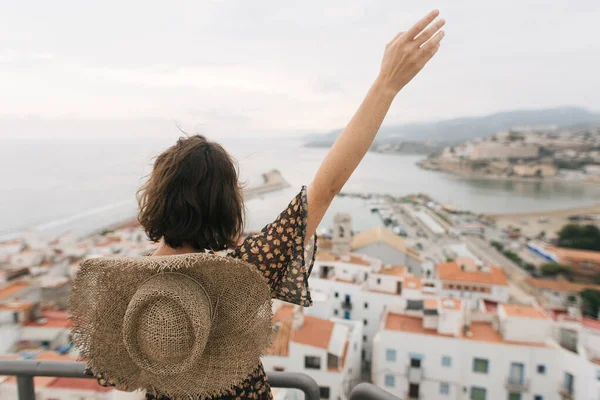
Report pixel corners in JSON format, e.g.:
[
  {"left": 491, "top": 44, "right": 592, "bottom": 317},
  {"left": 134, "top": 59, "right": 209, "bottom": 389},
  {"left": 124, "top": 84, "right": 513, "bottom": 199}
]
[{"left": 69, "top": 252, "right": 273, "bottom": 399}]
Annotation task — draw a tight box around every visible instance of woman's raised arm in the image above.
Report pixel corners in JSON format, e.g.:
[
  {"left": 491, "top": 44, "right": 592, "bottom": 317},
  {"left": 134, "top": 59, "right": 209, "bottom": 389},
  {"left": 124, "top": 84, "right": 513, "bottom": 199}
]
[{"left": 306, "top": 9, "right": 445, "bottom": 242}]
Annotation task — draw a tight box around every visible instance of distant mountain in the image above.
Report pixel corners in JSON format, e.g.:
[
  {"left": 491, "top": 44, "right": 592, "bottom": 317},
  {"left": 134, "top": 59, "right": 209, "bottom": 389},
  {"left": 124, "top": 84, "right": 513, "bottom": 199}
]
[{"left": 304, "top": 107, "right": 600, "bottom": 148}]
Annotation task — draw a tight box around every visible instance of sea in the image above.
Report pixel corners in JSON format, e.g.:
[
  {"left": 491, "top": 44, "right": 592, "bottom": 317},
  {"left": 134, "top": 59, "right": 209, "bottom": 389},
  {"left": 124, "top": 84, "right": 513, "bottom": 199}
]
[{"left": 2, "top": 135, "right": 600, "bottom": 240}]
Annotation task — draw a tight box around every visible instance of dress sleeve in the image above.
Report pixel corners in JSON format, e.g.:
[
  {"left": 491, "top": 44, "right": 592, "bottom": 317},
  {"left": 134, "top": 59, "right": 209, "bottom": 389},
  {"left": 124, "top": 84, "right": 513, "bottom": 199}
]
[{"left": 228, "top": 186, "right": 317, "bottom": 306}]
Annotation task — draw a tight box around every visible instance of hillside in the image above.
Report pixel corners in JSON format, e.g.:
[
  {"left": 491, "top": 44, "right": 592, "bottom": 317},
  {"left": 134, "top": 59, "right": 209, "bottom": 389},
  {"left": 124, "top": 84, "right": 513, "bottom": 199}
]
[{"left": 304, "top": 107, "right": 600, "bottom": 150}]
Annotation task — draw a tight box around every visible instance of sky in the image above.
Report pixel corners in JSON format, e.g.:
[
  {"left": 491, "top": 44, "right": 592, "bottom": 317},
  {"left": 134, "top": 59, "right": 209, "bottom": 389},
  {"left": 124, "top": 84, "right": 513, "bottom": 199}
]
[{"left": 1, "top": 0, "right": 599, "bottom": 137}]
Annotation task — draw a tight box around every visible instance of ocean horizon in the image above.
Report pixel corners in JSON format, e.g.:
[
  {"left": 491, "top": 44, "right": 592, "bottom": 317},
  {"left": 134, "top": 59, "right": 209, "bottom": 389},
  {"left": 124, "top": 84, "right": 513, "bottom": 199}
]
[{"left": 2, "top": 135, "right": 600, "bottom": 240}]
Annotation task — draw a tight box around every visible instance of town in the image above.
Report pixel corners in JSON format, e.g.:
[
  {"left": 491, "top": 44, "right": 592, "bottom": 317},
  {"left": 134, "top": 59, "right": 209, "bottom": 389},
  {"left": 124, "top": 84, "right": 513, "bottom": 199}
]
[
  {"left": 1, "top": 190, "right": 600, "bottom": 400},
  {"left": 418, "top": 127, "right": 600, "bottom": 183}
]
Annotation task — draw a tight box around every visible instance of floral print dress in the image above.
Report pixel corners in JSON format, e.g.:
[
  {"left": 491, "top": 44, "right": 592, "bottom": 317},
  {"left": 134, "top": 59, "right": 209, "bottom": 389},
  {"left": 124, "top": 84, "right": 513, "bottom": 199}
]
[{"left": 87, "top": 187, "right": 317, "bottom": 399}]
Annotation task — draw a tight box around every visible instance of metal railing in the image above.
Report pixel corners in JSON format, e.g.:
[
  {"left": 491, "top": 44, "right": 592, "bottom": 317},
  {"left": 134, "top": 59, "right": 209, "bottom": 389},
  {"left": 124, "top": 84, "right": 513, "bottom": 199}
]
[
  {"left": 504, "top": 377, "right": 530, "bottom": 392},
  {"left": 350, "top": 383, "right": 402, "bottom": 400},
  {"left": 0, "top": 360, "right": 401, "bottom": 400}
]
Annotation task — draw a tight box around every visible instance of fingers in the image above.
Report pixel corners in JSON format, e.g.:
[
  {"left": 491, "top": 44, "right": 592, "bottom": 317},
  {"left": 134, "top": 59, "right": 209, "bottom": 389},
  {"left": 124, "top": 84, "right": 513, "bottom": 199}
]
[
  {"left": 417, "top": 30, "right": 445, "bottom": 67},
  {"left": 414, "top": 18, "right": 446, "bottom": 47},
  {"left": 406, "top": 9, "right": 440, "bottom": 41}
]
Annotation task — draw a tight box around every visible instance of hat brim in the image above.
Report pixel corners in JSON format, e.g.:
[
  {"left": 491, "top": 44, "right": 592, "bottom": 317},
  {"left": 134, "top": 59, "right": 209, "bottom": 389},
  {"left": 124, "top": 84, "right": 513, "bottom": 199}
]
[{"left": 70, "top": 252, "right": 273, "bottom": 399}]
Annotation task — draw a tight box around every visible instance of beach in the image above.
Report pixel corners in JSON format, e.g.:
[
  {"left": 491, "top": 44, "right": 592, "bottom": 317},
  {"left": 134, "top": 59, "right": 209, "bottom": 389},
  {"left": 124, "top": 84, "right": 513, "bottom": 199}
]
[{"left": 487, "top": 203, "right": 600, "bottom": 238}]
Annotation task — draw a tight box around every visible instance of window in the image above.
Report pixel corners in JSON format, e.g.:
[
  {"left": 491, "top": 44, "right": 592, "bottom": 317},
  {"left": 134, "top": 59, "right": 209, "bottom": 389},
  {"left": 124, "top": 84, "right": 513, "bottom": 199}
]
[
  {"left": 442, "top": 355, "right": 452, "bottom": 367},
  {"left": 333, "top": 309, "right": 338, "bottom": 316},
  {"left": 364, "top": 302, "right": 368, "bottom": 309},
  {"left": 386, "top": 349, "right": 396, "bottom": 362},
  {"left": 534, "top": 396, "right": 543, "bottom": 400},
  {"left": 377, "top": 278, "right": 381, "bottom": 284},
  {"left": 440, "top": 382, "right": 450, "bottom": 395},
  {"left": 334, "top": 291, "right": 339, "bottom": 298},
  {"left": 537, "top": 364, "right": 546, "bottom": 374},
  {"left": 457, "top": 284, "right": 462, "bottom": 290},
  {"left": 509, "top": 362, "right": 524, "bottom": 385},
  {"left": 596, "top": 369, "right": 600, "bottom": 381},
  {"left": 470, "top": 386, "right": 486, "bottom": 400},
  {"left": 319, "top": 386, "right": 330, "bottom": 399},
  {"left": 354, "top": 343, "right": 357, "bottom": 351},
  {"left": 363, "top": 319, "right": 367, "bottom": 326},
  {"left": 384, "top": 375, "right": 395, "bottom": 387},
  {"left": 304, "top": 356, "right": 321, "bottom": 370},
  {"left": 563, "top": 372, "right": 574, "bottom": 395},
  {"left": 363, "top": 335, "right": 367, "bottom": 342},
  {"left": 473, "top": 358, "right": 489, "bottom": 373},
  {"left": 508, "top": 394, "right": 521, "bottom": 400},
  {"left": 449, "top": 284, "right": 454, "bottom": 289}
]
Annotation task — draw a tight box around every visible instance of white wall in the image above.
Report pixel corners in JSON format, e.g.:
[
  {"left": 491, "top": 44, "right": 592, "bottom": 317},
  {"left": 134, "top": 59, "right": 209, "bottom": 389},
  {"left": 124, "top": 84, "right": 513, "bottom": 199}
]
[
  {"left": 373, "top": 328, "right": 559, "bottom": 400},
  {"left": 0, "top": 323, "right": 19, "bottom": 353},
  {"left": 500, "top": 317, "right": 552, "bottom": 344}
]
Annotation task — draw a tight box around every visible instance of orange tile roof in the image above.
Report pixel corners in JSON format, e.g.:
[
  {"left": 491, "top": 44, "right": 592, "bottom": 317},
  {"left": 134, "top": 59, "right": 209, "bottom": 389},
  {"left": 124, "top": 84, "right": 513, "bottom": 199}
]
[
  {"left": 24, "top": 315, "right": 72, "bottom": 328},
  {"left": 384, "top": 313, "right": 547, "bottom": 347},
  {"left": 0, "top": 301, "right": 33, "bottom": 312},
  {"left": 551, "top": 246, "right": 600, "bottom": 264},
  {"left": 47, "top": 377, "right": 113, "bottom": 392},
  {"left": 424, "top": 298, "right": 438, "bottom": 309},
  {"left": 455, "top": 257, "right": 479, "bottom": 268},
  {"left": 317, "top": 251, "right": 339, "bottom": 262},
  {"left": 528, "top": 277, "right": 600, "bottom": 292},
  {"left": 437, "top": 262, "right": 508, "bottom": 286},
  {"left": 269, "top": 305, "right": 294, "bottom": 356},
  {"left": 292, "top": 316, "right": 335, "bottom": 349},
  {"left": 316, "top": 251, "right": 371, "bottom": 266},
  {"left": 385, "top": 313, "right": 453, "bottom": 337},
  {"left": 34, "top": 351, "right": 76, "bottom": 361},
  {"left": 377, "top": 265, "right": 407, "bottom": 276},
  {"left": 404, "top": 276, "right": 422, "bottom": 290},
  {"left": 345, "top": 254, "right": 371, "bottom": 266},
  {"left": 0, "top": 281, "right": 31, "bottom": 300},
  {"left": 501, "top": 304, "right": 548, "bottom": 319}
]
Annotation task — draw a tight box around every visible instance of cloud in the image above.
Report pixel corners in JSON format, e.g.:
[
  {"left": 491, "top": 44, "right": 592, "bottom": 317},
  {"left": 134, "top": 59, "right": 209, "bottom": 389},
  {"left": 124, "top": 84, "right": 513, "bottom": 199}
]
[{"left": 0, "top": 0, "right": 599, "bottom": 137}]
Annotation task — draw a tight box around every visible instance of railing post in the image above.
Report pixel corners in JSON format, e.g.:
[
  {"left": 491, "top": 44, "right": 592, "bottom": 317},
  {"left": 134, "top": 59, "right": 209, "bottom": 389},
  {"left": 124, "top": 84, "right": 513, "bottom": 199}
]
[{"left": 16, "top": 375, "right": 35, "bottom": 400}]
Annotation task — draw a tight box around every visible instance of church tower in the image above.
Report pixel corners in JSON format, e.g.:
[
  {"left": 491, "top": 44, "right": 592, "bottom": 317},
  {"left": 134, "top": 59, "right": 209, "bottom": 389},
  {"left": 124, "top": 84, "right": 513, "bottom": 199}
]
[{"left": 331, "top": 212, "right": 352, "bottom": 255}]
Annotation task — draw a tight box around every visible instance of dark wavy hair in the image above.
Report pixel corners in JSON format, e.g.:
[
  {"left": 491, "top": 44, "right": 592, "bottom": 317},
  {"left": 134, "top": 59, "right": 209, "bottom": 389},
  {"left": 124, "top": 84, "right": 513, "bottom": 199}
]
[{"left": 137, "top": 135, "right": 244, "bottom": 251}]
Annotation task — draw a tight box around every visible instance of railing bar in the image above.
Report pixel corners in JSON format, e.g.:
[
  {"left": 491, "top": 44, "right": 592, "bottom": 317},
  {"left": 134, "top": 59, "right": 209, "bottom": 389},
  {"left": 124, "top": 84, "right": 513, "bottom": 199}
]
[
  {"left": 349, "top": 382, "right": 402, "bottom": 400},
  {"left": 16, "top": 375, "right": 35, "bottom": 400},
  {"left": 0, "top": 361, "right": 323, "bottom": 400}
]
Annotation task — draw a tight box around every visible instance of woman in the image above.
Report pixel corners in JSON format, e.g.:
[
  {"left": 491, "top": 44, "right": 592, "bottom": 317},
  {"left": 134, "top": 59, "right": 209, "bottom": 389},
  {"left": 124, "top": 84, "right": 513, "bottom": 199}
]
[{"left": 84, "top": 9, "right": 445, "bottom": 399}]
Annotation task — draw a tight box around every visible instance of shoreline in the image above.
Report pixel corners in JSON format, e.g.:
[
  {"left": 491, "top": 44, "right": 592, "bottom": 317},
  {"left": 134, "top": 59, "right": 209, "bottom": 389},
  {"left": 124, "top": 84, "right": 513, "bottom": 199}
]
[{"left": 417, "top": 161, "right": 600, "bottom": 187}]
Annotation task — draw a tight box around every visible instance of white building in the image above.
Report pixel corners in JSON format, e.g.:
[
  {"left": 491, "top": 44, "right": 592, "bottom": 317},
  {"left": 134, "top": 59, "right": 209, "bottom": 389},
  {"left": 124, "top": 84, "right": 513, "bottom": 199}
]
[
  {"left": 309, "top": 250, "right": 433, "bottom": 362},
  {"left": 350, "top": 227, "right": 423, "bottom": 277},
  {"left": 262, "top": 303, "right": 363, "bottom": 400},
  {"left": 373, "top": 298, "right": 600, "bottom": 400},
  {"left": 436, "top": 260, "right": 509, "bottom": 309}
]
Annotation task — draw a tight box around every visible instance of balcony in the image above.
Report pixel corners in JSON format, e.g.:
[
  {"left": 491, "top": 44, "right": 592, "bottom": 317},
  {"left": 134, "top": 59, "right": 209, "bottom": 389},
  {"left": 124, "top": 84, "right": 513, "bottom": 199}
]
[
  {"left": 406, "top": 365, "right": 423, "bottom": 383},
  {"left": 558, "top": 384, "right": 575, "bottom": 400},
  {"left": 505, "top": 377, "right": 530, "bottom": 392},
  {"left": 0, "top": 360, "right": 402, "bottom": 400},
  {"left": 341, "top": 300, "right": 353, "bottom": 310}
]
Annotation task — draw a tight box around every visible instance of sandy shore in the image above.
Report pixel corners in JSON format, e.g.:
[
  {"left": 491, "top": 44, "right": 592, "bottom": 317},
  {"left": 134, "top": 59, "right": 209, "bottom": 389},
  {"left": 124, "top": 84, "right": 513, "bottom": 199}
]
[{"left": 487, "top": 203, "right": 600, "bottom": 238}]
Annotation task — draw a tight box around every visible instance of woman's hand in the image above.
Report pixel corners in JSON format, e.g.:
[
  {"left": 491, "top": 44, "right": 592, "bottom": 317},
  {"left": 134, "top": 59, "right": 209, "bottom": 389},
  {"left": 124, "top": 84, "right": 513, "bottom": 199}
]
[
  {"left": 378, "top": 9, "right": 445, "bottom": 97},
  {"left": 306, "top": 10, "right": 446, "bottom": 242}
]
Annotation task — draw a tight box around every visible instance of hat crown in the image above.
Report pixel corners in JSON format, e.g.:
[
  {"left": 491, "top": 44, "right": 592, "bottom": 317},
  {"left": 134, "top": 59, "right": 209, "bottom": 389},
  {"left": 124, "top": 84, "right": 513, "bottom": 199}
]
[
  {"left": 137, "top": 297, "right": 195, "bottom": 363},
  {"left": 122, "top": 273, "right": 212, "bottom": 375}
]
